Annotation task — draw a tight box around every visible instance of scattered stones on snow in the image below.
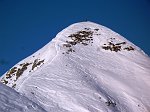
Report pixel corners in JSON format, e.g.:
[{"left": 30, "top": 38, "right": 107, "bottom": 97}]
[
  {"left": 1, "top": 59, "right": 45, "bottom": 88},
  {"left": 62, "top": 28, "right": 99, "bottom": 54},
  {"left": 32, "top": 59, "right": 44, "bottom": 70},
  {"left": 102, "top": 39, "right": 134, "bottom": 52}
]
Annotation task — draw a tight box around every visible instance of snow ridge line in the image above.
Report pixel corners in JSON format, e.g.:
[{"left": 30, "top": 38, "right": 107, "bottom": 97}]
[
  {"left": 17, "top": 28, "right": 67, "bottom": 91},
  {"left": 17, "top": 29, "right": 69, "bottom": 111}
]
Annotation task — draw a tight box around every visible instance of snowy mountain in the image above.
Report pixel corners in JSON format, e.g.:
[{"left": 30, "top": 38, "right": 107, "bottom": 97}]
[
  {"left": 1, "top": 21, "right": 150, "bottom": 112},
  {"left": 0, "top": 83, "right": 46, "bottom": 112}
]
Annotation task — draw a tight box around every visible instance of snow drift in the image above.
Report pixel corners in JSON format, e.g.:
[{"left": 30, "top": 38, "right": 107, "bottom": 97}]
[{"left": 0, "top": 83, "right": 46, "bottom": 112}]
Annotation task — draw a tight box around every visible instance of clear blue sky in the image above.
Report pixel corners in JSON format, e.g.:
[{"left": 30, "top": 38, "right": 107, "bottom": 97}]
[{"left": 0, "top": 0, "right": 150, "bottom": 76}]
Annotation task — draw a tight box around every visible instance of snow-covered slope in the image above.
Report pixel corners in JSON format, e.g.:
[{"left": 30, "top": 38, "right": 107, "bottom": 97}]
[
  {"left": 0, "top": 83, "right": 46, "bottom": 112},
  {"left": 1, "top": 22, "right": 150, "bottom": 112}
]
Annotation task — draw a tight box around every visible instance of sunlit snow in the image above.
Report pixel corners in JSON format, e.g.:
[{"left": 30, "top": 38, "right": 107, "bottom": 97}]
[{"left": 1, "top": 22, "right": 150, "bottom": 112}]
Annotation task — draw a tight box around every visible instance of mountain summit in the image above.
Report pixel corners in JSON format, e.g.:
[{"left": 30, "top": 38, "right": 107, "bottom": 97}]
[{"left": 1, "top": 22, "right": 150, "bottom": 112}]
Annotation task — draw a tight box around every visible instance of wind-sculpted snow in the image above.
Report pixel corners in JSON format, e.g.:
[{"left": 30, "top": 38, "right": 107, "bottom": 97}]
[
  {"left": 0, "top": 83, "right": 46, "bottom": 112},
  {"left": 1, "top": 22, "right": 150, "bottom": 112}
]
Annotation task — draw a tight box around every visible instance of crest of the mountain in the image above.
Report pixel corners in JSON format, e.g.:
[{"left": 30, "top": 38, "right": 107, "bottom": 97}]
[{"left": 1, "top": 22, "right": 150, "bottom": 112}]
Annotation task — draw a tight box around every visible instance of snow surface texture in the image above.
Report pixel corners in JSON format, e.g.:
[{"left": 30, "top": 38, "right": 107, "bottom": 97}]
[
  {"left": 0, "top": 83, "right": 46, "bottom": 112},
  {"left": 1, "top": 22, "right": 150, "bottom": 112}
]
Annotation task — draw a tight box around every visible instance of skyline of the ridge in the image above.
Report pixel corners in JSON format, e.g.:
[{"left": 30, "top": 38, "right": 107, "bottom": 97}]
[{"left": 0, "top": 0, "right": 150, "bottom": 75}]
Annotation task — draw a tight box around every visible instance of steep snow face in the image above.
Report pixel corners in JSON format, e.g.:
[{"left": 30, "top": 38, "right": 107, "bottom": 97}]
[
  {"left": 0, "top": 83, "right": 46, "bottom": 112},
  {"left": 1, "top": 22, "right": 150, "bottom": 112}
]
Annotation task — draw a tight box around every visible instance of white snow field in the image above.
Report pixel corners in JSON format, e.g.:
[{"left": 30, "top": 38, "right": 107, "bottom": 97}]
[
  {"left": 0, "top": 83, "right": 46, "bottom": 112},
  {"left": 1, "top": 22, "right": 150, "bottom": 112}
]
